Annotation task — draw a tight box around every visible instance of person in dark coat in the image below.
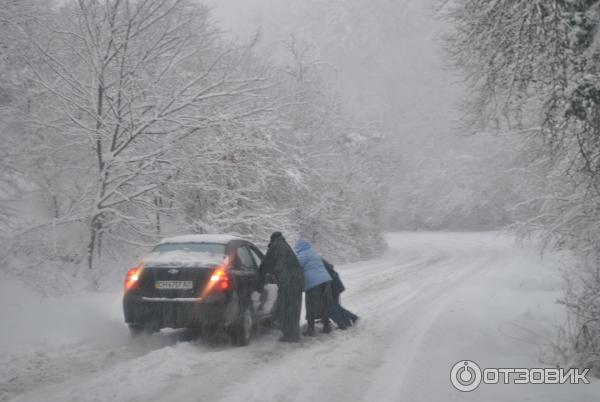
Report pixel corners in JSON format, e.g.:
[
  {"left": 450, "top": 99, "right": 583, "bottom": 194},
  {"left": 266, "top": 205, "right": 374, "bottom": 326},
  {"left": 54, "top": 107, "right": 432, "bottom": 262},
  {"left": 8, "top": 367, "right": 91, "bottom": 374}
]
[
  {"left": 322, "top": 259, "right": 358, "bottom": 329},
  {"left": 259, "top": 232, "right": 304, "bottom": 342},
  {"left": 294, "top": 239, "right": 334, "bottom": 336}
]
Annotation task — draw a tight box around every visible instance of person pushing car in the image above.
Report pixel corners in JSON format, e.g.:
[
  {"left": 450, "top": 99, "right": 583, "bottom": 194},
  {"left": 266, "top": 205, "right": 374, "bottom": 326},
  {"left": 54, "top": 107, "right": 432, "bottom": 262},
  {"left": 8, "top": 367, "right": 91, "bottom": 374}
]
[
  {"left": 259, "top": 232, "right": 304, "bottom": 342},
  {"left": 294, "top": 238, "right": 334, "bottom": 336}
]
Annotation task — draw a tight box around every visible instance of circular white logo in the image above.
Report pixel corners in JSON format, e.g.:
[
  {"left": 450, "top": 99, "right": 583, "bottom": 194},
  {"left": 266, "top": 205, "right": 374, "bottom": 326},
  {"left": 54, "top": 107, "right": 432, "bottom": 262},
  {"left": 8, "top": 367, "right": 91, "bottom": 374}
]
[{"left": 450, "top": 360, "right": 482, "bottom": 392}]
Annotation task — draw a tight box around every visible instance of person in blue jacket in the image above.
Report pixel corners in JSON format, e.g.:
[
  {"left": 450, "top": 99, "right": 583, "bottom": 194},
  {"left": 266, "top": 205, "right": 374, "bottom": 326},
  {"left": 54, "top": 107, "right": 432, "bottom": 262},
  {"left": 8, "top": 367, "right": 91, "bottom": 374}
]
[{"left": 294, "top": 238, "right": 334, "bottom": 336}]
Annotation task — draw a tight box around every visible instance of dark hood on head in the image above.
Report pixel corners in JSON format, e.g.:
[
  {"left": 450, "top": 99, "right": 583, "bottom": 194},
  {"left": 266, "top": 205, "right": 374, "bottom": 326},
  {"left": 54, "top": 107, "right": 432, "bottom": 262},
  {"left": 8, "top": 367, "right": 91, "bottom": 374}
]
[{"left": 269, "top": 231, "right": 284, "bottom": 247}]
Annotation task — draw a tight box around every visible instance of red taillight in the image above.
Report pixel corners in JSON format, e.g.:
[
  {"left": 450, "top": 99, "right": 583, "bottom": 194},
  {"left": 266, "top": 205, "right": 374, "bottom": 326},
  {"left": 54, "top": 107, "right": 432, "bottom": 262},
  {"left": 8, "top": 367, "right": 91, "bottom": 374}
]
[
  {"left": 210, "top": 268, "right": 231, "bottom": 291},
  {"left": 125, "top": 264, "right": 143, "bottom": 291},
  {"left": 200, "top": 257, "right": 232, "bottom": 298}
]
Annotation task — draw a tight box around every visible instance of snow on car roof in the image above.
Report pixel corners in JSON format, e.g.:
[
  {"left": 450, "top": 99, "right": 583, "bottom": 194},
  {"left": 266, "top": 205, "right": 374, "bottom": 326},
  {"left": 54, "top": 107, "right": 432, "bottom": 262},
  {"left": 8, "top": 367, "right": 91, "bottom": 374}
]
[
  {"left": 159, "top": 234, "right": 247, "bottom": 245},
  {"left": 143, "top": 250, "right": 226, "bottom": 268}
]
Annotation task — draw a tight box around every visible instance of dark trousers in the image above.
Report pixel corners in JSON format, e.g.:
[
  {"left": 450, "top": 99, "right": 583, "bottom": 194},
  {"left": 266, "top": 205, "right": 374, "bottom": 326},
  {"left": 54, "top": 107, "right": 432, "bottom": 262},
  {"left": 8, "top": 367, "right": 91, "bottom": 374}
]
[
  {"left": 305, "top": 282, "right": 333, "bottom": 330},
  {"left": 330, "top": 294, "right": 358, "bottom": 328},
  {"left": 277, "top": 281, "right": 303, "bottom": 340}
]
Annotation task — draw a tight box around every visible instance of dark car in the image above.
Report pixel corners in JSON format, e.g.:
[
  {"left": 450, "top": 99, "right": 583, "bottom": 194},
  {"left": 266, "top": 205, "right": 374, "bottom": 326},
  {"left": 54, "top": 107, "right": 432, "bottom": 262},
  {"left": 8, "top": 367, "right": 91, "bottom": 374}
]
[{"left": 122, "top": 234, "right": 277, "bottom": 346}]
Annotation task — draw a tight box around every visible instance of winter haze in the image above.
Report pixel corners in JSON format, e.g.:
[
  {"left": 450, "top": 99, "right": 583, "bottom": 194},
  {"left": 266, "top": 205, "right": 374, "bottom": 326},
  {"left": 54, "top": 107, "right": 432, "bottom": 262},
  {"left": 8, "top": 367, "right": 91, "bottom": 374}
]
[
  {"left": 1, "top": 0, "right": 600, "bottom": 401},
  {"left": 213, "top": 0, "right": 467, "bottom": 229}
]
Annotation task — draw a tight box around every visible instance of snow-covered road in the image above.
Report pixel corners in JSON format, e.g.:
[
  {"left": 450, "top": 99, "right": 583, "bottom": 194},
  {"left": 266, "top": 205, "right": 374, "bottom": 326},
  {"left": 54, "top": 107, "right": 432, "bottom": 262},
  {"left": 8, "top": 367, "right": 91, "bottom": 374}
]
[{"left": 1, "top": 232, "right": 598, "bottom": 402}]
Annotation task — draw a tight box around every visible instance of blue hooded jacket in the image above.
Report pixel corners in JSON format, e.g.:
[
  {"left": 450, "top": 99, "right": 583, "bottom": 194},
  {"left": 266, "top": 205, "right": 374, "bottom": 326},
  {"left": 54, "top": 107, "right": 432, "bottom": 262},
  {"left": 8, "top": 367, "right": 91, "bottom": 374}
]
[{"left": 294, "top": 239, "right": 332, "bottom": 291}]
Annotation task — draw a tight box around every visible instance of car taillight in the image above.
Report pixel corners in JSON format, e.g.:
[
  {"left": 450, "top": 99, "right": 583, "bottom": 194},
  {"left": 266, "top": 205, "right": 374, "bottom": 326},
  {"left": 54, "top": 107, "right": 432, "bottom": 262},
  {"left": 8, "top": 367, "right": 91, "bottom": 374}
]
[
  {"left": 125, "top": 264, "right": 143, "bottom": 291},
  {"left": 210, "top": 268, "right": 231, "bottom": 291},
  {"left": 201, "top": 256, "right": 231, "bottom": 297}
]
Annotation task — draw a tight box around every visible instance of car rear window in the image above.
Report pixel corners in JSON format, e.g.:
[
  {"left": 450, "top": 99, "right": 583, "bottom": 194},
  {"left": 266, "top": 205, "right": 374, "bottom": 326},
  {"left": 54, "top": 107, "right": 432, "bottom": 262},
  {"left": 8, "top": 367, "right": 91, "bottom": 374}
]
[{"left": 153, "top": 242, "right": 226, "bottom": 255}]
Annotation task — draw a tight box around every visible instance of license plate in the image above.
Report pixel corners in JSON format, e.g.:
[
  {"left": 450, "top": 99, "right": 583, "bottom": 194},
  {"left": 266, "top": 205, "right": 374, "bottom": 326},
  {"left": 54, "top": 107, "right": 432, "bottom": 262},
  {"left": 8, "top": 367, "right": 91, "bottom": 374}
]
[{"left": 155, "top": 280, "right": 193, "bottom": 290}]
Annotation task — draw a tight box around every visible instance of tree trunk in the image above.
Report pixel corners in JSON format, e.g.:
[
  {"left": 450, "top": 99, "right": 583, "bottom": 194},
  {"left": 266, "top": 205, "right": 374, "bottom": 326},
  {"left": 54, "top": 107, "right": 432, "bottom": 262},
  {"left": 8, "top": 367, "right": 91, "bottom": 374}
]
[
  {"left": 87, "top": 214, "right": 103, "bottom": 270},
  {"left": 87, "top": 216, "right": 98, "bottom": 270}
]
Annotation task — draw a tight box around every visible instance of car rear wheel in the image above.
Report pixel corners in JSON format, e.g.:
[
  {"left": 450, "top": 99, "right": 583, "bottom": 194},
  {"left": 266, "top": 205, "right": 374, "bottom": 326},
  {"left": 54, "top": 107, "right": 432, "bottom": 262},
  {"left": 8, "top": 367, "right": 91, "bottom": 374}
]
[{"left": 230, "top": 303, "right": 253, "bottom": 346}]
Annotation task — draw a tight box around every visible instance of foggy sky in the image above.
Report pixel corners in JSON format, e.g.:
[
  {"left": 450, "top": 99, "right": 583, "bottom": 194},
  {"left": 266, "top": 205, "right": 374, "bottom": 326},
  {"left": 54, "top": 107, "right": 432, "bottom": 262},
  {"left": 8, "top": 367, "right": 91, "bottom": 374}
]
[{"left": 211, "top": 0, "right": 463, "bottom": 145}]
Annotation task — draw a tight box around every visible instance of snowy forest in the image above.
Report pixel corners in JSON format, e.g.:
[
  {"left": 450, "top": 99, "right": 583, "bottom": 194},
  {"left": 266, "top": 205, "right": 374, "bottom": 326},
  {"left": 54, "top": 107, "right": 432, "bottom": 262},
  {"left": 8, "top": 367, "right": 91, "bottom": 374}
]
[
  {"left": 0, "top": 0, "right": 541, "bottom": 289},
  {"left": 2, "top": 0, "right": 600, "bottom": 398},
  {"left": 0, "top": 0, "right": 391, "bottom": 290},
  {"left": 443, "top": 0, "right": 600, "bottom": 374}
]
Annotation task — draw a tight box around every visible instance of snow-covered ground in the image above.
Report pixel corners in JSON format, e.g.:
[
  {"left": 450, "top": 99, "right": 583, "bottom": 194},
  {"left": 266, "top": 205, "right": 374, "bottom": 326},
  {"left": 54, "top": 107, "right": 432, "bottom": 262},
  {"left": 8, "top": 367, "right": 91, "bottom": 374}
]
[{"left": 1, "top": 232, "right": 598, "bottom": 402}]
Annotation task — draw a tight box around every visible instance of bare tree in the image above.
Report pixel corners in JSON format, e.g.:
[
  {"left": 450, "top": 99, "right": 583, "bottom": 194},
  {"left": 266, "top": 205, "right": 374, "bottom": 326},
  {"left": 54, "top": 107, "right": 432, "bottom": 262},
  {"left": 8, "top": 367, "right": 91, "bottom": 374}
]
[
  {"left": 17, "top": 0, "right": 274, "bottom": 270},
  {"left": 0, "top": 1, "right": 390, "bottom": 291}
]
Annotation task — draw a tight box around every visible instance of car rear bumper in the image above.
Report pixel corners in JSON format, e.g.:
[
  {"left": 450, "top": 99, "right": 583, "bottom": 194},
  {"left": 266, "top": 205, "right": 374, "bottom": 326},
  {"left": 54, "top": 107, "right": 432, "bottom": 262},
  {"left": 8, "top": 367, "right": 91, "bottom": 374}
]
[{"left": 123, "top": 293, "right": 238, "bottom": 329}]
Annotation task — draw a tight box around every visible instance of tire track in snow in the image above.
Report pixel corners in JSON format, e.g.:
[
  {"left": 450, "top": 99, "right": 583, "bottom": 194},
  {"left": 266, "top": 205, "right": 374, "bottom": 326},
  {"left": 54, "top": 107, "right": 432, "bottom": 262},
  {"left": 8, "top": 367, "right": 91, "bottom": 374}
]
[
  {"left": 6, "top": 232, "right": 517, "bottom": 402},
  {"left": 156, "top": 233, "right": 510, "bottom": 402}
]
